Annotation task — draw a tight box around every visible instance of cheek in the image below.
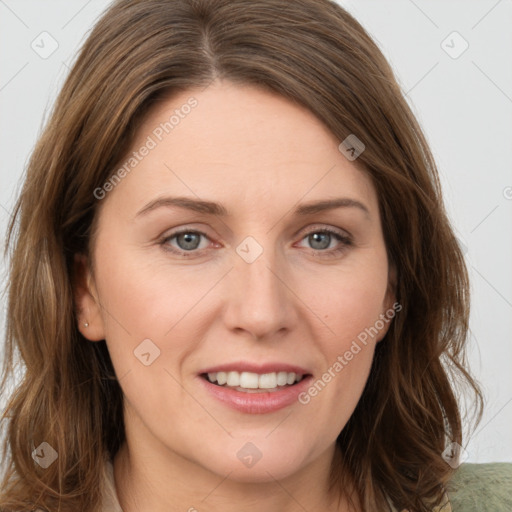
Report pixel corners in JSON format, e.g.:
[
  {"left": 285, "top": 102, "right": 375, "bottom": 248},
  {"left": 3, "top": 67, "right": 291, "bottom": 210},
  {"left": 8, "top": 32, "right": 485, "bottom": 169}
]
[
  {"left": 301, "top": 256, "right": 389, "bottom": 345},
  {"left": 94, "top": 232, "right": 217, "bottom": 332},
  {"left": 92, "top": 237, "right": 215, "bottom": 382},
  {"left": 93, "top": 250, "right": 202, "bottom": 433},
  {"left": 332, "top": 282, "right": 387, "bottom": 343},
  {"left": 294, "top": 257, "right": 388, "bottom": 416}
]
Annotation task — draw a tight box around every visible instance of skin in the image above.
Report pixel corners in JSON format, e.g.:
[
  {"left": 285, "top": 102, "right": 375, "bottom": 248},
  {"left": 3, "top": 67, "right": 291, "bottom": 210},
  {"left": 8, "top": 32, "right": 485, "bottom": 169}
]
[{"left": 74, "top": 80, "right": 396, "bottom": 512}]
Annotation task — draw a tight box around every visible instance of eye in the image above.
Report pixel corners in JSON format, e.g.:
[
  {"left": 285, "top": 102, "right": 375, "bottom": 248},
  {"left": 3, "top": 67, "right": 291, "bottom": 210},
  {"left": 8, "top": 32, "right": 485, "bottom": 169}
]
[
  {"left": 296, "top": 227, "right": 353, "bottom": 258},
  {"left": 159, "top": 226, "right": 353, "bottom": 259},
  {"left": 160, "top": 229, "right": 211, "bottom": 256}
]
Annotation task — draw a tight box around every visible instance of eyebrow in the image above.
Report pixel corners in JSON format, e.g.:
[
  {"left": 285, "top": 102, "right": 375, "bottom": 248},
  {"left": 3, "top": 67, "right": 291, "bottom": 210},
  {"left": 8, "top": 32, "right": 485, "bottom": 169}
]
[{"left": 135, "top": 196, "right": 370, "bottom": 219}]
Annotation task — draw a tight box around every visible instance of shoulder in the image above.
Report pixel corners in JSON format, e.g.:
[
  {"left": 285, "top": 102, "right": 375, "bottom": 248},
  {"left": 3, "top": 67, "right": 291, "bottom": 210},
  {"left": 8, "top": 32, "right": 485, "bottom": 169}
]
[{"left": 446, "top": 462, "right": 512, "bottom": 512}]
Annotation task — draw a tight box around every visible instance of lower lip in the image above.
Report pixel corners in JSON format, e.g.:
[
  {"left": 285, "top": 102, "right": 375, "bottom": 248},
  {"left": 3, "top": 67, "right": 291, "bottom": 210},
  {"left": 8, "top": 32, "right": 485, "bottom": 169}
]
[{"left": 198, "top": 375, "right": 313, "bottom": 414}]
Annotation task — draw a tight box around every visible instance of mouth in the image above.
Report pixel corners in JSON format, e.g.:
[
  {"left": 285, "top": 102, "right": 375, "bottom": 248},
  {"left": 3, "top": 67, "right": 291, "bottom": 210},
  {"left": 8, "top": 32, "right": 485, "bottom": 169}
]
[
  {"left": 201, "top": 370, "right": 308, "bottom": 393},
  {"left": 197, "top": 362, "right": 313, "bottom": 413}
]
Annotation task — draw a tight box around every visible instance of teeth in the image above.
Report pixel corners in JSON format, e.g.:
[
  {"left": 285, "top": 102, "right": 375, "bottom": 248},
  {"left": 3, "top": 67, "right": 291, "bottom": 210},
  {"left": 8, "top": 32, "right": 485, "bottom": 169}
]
[
  {"left": 239, "top": 372, "right": 259, "bottom": 389},
  {"left": 226, "top": 372, "right": 239, "bottom": 387},
  {"left": 205, "top": 371, "right": 304, "bottom": 389},
  {"left": 259, "top": 373, "right": 277, "bottom": 389},
  {"left": 276, "top": 371, "right": 288, "bottom": 386}
]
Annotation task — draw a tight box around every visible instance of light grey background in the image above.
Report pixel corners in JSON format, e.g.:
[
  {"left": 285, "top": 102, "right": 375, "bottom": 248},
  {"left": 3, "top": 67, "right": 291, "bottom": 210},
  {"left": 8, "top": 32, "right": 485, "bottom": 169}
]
[{"left": 1, "top": 0, "right": 511, "bottom": 463}]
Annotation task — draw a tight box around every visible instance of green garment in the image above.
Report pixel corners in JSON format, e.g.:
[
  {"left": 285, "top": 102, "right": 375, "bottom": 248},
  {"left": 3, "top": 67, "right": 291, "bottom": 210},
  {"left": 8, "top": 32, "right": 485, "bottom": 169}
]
[{"left": 447, "top": 463, "right": 512, "bottom": 511}]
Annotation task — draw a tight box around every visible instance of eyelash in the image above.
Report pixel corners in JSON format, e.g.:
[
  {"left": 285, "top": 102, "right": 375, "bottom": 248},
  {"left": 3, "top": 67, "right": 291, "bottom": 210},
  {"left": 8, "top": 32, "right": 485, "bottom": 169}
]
[{"left": 159, "top": 227, "right": 353, "bottom": 259}]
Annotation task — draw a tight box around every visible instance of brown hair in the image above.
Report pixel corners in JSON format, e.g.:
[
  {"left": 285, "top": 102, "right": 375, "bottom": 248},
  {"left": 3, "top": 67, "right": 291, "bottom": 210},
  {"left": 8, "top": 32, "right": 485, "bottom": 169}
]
[{"left": 0, "top": 0, "right": 483, "bottom": 510}]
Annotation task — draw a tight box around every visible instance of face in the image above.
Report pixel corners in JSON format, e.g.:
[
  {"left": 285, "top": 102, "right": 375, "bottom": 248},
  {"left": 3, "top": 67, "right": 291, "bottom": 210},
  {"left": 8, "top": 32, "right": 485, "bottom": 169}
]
[{"left": 75, "top": 80, "right": 396, "bottom": 484}]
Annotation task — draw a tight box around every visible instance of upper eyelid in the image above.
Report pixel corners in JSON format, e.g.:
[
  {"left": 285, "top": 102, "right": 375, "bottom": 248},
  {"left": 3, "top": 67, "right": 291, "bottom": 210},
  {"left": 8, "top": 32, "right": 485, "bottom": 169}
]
[
  {"left": 163, "top": 223, "right": 350, "bottom": 236},
  {"left": 298, "top": 224, "right": 351, "bottom": 237}
]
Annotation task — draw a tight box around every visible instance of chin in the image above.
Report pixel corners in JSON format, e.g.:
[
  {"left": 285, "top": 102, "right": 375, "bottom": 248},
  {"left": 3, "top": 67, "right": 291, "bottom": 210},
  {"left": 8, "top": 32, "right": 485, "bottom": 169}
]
[{"left": 191, "top": 437, "right": 313, "bottom": 483}]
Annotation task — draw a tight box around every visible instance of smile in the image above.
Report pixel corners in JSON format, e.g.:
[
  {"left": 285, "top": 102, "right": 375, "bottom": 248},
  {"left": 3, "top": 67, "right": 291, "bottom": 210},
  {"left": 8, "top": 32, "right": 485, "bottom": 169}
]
[{"left": 198, "top": 364, "right": 313, "bottom": 414}]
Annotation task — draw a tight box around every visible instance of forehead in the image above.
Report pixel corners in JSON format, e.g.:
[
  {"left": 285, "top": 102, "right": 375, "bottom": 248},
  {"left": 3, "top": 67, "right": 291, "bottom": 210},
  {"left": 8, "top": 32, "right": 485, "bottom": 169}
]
[{"left": 100, "top": 81, "right": 378, "bottom": 217}]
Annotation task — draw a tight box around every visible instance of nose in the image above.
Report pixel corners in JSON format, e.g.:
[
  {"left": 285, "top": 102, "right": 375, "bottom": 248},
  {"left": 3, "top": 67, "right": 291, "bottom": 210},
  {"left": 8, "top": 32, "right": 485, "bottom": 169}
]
[{"left": 223, "top": 240, "right": 298, "bottom": 341}]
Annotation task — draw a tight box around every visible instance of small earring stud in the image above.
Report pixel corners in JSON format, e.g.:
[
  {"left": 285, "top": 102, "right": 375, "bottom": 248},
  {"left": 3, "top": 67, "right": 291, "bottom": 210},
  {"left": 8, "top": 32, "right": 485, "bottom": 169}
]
[{"left": 84, "top": 322, "right": 89, "bottom": 327}]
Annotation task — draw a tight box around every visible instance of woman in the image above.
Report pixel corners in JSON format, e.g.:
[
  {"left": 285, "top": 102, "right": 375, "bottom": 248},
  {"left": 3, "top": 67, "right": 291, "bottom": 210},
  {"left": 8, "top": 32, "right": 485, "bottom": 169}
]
[{"left": 0, "top": 0, "right": 489, "bottom": 510}]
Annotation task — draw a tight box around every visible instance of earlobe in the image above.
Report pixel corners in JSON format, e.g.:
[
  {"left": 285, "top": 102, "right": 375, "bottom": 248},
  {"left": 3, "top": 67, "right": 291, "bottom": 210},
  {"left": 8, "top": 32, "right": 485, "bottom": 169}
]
[{"left": 73, "top": 253, "right": 105, "bottom": 342}]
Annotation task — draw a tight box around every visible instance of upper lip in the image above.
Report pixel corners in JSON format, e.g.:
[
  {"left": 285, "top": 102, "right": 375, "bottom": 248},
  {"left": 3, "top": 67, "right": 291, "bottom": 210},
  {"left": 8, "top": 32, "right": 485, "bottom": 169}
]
[{"left": 199, "top": 361, "right": 311, "bottom": 376}]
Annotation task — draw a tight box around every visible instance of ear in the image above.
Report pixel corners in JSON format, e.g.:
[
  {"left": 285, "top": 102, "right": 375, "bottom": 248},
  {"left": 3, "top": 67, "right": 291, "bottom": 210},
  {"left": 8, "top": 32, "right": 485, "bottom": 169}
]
[
  {"left": 376, "top": 261, "right": 398, "bottom": 343},
  {"left": 73, "top": 253, "right": 106, "bottom": 342}
]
